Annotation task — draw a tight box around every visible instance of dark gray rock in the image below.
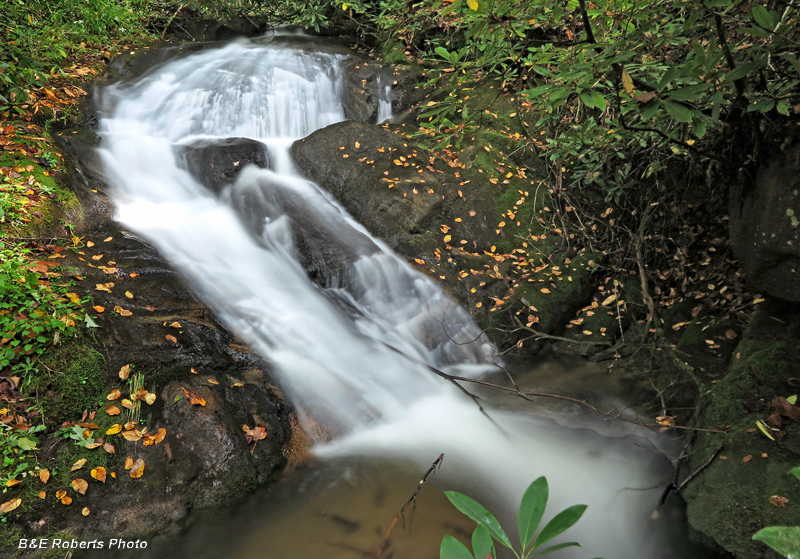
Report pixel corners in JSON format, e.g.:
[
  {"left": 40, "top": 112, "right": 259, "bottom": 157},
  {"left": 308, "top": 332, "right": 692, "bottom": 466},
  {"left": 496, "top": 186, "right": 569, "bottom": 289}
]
[
  {"left": 175, "top": 137, "right": 270, "bottom": 194},
  {"left": 342, "top": 58, "right": 424, "bottom": 124},
  {"left": 730, "top": 143, "right": 800, "bottom": 302}
]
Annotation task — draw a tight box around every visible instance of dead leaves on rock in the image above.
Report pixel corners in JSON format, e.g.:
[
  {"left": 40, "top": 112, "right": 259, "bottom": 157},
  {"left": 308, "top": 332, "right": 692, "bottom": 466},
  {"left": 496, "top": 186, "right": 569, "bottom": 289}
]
[
  {"left": 243, "top": 424, "right": 267, "bottom": 453},
  {"left": 91, "top": 467, "right": 107, "bottom": 483},
  {"left": 71, "top": 478, "right": 88, "bottom": 495},
  {"left": 183, "top": 388, "right": 206, "bottom": 407},
  {"left": 0, "top": 498, "right": 21, "bottom": 513}
]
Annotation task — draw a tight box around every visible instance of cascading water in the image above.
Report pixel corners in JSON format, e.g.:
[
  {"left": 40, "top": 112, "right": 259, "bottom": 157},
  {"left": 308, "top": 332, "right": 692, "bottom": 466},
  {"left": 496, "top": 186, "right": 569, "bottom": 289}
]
[{"left": 98, "top": 36, "right": 693, "bottom": 558}]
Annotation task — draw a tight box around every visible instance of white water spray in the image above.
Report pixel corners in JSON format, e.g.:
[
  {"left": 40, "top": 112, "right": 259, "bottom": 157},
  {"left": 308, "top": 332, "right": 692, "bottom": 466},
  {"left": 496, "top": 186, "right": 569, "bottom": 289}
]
[{"left": 99, "top": 37, "right": 682, "bottom": 558}]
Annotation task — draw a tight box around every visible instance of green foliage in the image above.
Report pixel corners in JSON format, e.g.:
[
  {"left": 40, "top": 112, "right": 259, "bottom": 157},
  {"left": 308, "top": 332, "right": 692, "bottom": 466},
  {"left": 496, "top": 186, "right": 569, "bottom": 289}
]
[
  {"left": 441, "top": 477, "right": 587, "bottom": 559},
  {"left": 0, "top": 0, "right": 148, "bottom": 106},
  {"left": 0, "top": 423, "right": 45, "bottom": 489},
  {"left": 0, "top": 244, "right": 83, "bottom": 376}
]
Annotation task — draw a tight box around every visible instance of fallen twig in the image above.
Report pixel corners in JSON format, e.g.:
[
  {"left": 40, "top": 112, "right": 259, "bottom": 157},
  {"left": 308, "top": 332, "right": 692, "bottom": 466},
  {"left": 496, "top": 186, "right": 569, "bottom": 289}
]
[{"left": 369, "top": 453, "right": 445, "bottom": 558}]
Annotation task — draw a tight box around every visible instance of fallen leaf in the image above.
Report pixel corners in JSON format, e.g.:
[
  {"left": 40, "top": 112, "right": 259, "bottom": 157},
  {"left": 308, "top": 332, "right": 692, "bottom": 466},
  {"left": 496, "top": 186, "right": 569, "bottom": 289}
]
[
  {"left": 60, "top": 495, "right": 72, "bottom": 505},
  {"left": 118, "top": 365, "right": 131, "bottom": 380},
  {"left": 243, "top": 424, "right": 267, "bottom": 444},
  {"left": 144, "top": 392, "right": 156, "bottom": 405},
  {"left": 121, "top": 399, "right": 135, "bottom": 409},
  {"left": 124, "top": 421, "right": 137, "bottom": 431},
  {"left": 90, "top": 467, "right": 107, "bottom": 483},
  {"left": 95, "top": 283, "right": 112, "bottom": 293},
  {"left": 39, "top": 470, "right": 50, "bottom": 484},
  {"left": 182, "top": 388, "right": 206, "bottom": 407},
  {"left": 103, "top": 443, "right": 115, "bottom": 454},
  {"left": 5, "top": 479, "right": 21, "bottom": 487},
  {"left": 129, "top": 458, "right": 145, "bottom": 479},
  {"left": 0, "top": 498, "right": 22, "bottom": 513},
  {"left": 107, "top": 389, "right": 121, "bottom": 400},
  {"left": 103, "top": 237, "right": 113, "bottom": 242},
  {"left": 121, "top": 430, "right": 142, "bottom": 442},
  {"left": 656, "top": 415, "right": 676, "bottom": 427},
  {"left": 742, "top": 455, "right": 752, "bottom": 463},
  {"left": 540, "top": 288, "right": 551, "bottom": 294},
  {"left": 124, "top": 456, "right": 134, "bottom": 470},
  {"left": 86, "top": 241, "right": 95, "bottom": 248},
  {"left": 125, "top": 291, "right": 134, "bottom": 299},
  {"left": 207, "top": 379, "right": 219, "bottom": 385},
  {"left": 166, "top": 335, "right": 178, "bottom": 343},
  {"left": 71, "top": 478, "right": 88, "bottom": 495},
  {"left": 114, "top": 305, "right": 132, "bottom": 316},
  {"left": 71, "top": 458, "right": 87, "bottom": 471},
  {"left": 85, "top": 442, "right": 102, "bottom": 449},
  {"left": 82, "top": 507, "right": 90, "bottom": 516},
  {"left": 92, "top": 305, "right": 105, "bottom": 313},
  {"left": 232, "top": 382, "right": 244, "bottom": 387},
  {"left": 91, "top": 254, "right": 103, "bottom": 261},
  {"left": 190, "top": 367, "right": 198, "bottom": 374},
  {"left": 154, "top": 427, "right": 166, "bottom": 444},
  {"left": 769, "top": 495, "right": 789, "bottom": 508},
  {"left": 105, "top": 405, "right": 121, "bottom": 416},
  {"left": 38, "top": 491, "right": 46, "bottom": 499},
  {"left": 634, "top": 91, "right": 657, "bottom": 103},
  {"left": 106, "top": 424, "right": 122, "bottom": 436},
  {"left": 55, "top": 489, "right": 67, "bottom": 500},
  {"left": 725, "top": 329, "right": 738, "bottom": 339}
]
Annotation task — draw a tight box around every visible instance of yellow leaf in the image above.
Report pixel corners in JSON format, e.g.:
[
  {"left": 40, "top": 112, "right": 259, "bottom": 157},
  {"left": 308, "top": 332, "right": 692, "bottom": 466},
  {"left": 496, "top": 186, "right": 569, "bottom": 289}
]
[
  {"left": 86, "top": 241, "right": 95, "bottom": 248},
  {"left": 5, "top": 479, "right": 21, "bottom": 487},
  {"left": 443, "top": 235, "right": 452, "bottom": 243},
  {"left": 70, "top": 458, "right": 87, "bottom": 472},
  {"left": 144, "top": 392, "right": 156, "bottom": 405},
  {"left": 82, "top": 507, "right": 91, "bottom": 516},
  {"left": 106, "top": 424, "right": 122, "bottom": 436},
  {"left": 103, "top": 237, "right": 113, "bottom": 242},
  {"left": 121, "top": 430, "right": 143, "bottom": 442},
  {"left": 756, "top": 420, "right": 775, "bottom": 441},
  {"left": 129, "top": 458, "right": 145, "bottom": 479},
  {"left": 124, "top": 456, "right": 134, "bottom": 470},
  {"left": 0, "top": 498, "right": 22, "bottom": 514},
  {"left": 107, "top": 389, "right": 121, "bottom": 400},
  {"left": 91, "top": 467, "right": 107, "bottom": 483},
  {"left": 169, "top": 321, "right": 181, "bottom": 328},
  {"left": 125, "top": 291, "right": 134, "bottom": 299},
  {"left": 467, "top": 0, "right": 479, "bottom": 10},
  {"left": 621, "top": 69, "right": 635, "bottom": 96},
  {"left": 114, "top": 305, "right": 132, "bottom": 316},
  {"left": 71, "top": 478, "right": 88, "bottom": 495},
  {"left": 118, "top": 364, "right": 131, "bottom": 380},
  {"left": 121, "top": 399, "right": 135, "bottom": 409},
  {"left": 601, "top": 294, "right": 617, "bottom": 306},
  {"left": 540, "top": 288, "right": 551, "bottom": 294},
  {"left": 207, "top": 379, "right": 219, "bottom": 385}
]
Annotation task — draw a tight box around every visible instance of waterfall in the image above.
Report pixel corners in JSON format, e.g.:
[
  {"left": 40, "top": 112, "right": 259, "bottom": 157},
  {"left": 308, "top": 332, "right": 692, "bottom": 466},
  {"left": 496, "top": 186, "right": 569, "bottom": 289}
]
[{"left": 98, "top": 36, "right": 685, "bottom": 558}]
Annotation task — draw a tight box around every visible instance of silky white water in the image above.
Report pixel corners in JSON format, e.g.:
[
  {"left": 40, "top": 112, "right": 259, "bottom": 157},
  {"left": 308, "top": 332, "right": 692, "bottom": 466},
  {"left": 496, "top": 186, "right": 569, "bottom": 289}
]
[{"left": 98, "top": 37, "right": 684, "bottom": 558}]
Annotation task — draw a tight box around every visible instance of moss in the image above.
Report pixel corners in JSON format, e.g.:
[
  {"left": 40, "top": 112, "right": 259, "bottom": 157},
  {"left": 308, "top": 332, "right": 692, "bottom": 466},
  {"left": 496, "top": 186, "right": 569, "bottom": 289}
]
[{"left": 31, "top": 336, "right": 107, "bottom": 425}]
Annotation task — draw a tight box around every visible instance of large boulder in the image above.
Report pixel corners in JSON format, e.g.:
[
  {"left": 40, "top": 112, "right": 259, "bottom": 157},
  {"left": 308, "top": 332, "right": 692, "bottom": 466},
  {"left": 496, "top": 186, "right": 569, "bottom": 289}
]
[
  {"left": 341, "top": 58, "right": 424, "bottom": 124},
  {"left": 730, "top": 143, "right": 800, "bottom": 302},
  {"left": 175, "top": 137, "right": 271, "bottom": 193}
]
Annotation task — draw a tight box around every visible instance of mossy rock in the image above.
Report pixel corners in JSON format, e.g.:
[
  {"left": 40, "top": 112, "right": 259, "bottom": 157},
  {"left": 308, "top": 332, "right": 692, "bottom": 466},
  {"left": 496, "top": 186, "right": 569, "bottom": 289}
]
[{"left": 684, "top": 299, "right": 800, "bottom": 558}]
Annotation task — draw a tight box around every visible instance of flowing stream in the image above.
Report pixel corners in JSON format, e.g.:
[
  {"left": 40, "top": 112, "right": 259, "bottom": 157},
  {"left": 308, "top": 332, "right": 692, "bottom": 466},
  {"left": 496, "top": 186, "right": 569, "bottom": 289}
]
[{"left": 97, "top": 36, "right": 699, "bottom": 559}]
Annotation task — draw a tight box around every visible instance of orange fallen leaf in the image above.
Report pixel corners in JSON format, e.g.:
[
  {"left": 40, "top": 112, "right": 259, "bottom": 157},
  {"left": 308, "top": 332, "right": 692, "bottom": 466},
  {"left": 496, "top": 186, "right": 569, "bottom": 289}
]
[
  {"left": 103, "top": 237, "right": 113, "bottom": 242},
  {"left": 114, "top": 305, "right": 132, "bottom": 316},
  {"left": 540, "top": 288, "right": 551, "bottom": 294},
  {"left": 243, "top": 424, "right": 267, "bottom": 444},
  {"left": 85, "top": 442, "right": 102, "bottom": 449},
  {"left": 106, "top": 424, "right": 122, "bottom": 436},
  {"left": 92, "top": 305, "right": 105, "bottom": 313},
  {"left": 207, "top": 379, "right": 219, "bottom": 385},
  {"left": 770, "top": 495, "right": 789, "bottom": 508},
  {"left": 656, "top": 415, "right": 676, "bottom": 427},
  {"left": 129, "top": 458, "right": 145, "bottom": 479},
  {"left": 146, "top": 305, "right": 155, "bottom": 311},
  {"left": 124, "top": 456, "right": 134, "bottom": 470},
  {"left": 38, "top": 491, "right": 46, "bottom": 499},
  {"left": 56, "top": 489, "right": 67, "bottom": 500},
  {"left": 86, "top": 241, "right": 95, "bottom": 248},
  {"left": 166, "top": 334, "right": 178, "bottom": 343},
  {"left": 0, "top": 498, "right": 22, "bottom": 513},
  {"left": 71, "top": 478, "right": 88, "bottom": 495},
  {"left": 121, "top": 430, "right": 142, "bottom": 442},
  {"left": 90, "top": 467, "right": 107, "bottom": 483},
  {"left": 169, "top": 321, "right": 181, "bottom": 328},
  {"left": 105, "top": 405, "right": 121, "bottom": 416},
  {"left": 118, "top": 365, "right": 131, "bottom": 380},
  {"left": 725, "top": 329, "right": 738, "bottom": 339},
  {"left": 71, "top": 458, "right": 87, "bottom": 471},
  {"left": 95, "top": 283, "right": 112, "bottom": 293},
  {"left": 190, "top": 367, "right": 198, "bottom": 374},
  {"left": 121, "top": 399, "right": 135, "bottom": 410},
  {"left": 107, "top": 389, "right": 121, "bottom": 400},
  {"left": 61, "top": 495, "right": 73, "bottom": 505},
  {"left": 5, "top": 479, "right": 20, "bottom": 487},
  {"left": 154, "top": 427, "right": 166, "bottom": 444},
  {"left": 125, "top": 291, "right": 134, "bottom": 299},
  {"left": 182, "top": 388, "right": 206, "bottom": 407},
  {"left": 124, "top": 421, "right": 137, "bottom": 431},
  {"left": 39, "top": 469, "right": 50, "bottom": 484},
  {"left": 91, "top": 254, "right": 103, "bottom": 261},
  {"left": 742, "top": 455, "right": 752, "bottom": 463}
]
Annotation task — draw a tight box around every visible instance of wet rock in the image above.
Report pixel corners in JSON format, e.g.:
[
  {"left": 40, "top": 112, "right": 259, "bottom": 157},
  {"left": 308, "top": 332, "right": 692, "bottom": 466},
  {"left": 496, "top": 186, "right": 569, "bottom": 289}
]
[
  {"left": 341, "top": 58, "right": 424, "bottom": 124},
  {"left": 291, "top": 120, "right": 445, "bottom": 251},
  {"left": 730, "top": 143, "right": 800, "bottom": 302},
  {"left": 175, "top": 137, "right": 271, "bottom": 194}
]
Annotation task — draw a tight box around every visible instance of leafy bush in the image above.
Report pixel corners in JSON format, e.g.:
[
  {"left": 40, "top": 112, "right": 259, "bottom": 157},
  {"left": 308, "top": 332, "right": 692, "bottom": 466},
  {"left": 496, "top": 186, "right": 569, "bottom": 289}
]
[{"left": 441, "top": 476, "right": 587, "bottom": 559}]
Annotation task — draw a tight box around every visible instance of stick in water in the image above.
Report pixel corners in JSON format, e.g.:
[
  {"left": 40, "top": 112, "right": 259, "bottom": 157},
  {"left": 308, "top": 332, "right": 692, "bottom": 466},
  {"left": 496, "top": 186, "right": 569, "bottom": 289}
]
[{"left": 370, "top": 453, "right": 445, "bottom": 558}]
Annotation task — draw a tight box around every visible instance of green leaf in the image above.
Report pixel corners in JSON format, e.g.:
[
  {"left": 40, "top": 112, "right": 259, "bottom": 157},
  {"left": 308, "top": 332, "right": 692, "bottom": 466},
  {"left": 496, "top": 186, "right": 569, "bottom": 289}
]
[
  {"left": 661, "top": 100, "right": 693, "bottom": 123},
  {"left": 589, "top": 90, "right": 607, "bottom": 110},
  {"left": 692, "top": 116, "right": 707, "bottom": 139},
  {"left": 472, "top": 525, "right": 495, "bottom": 559},
  {"left": 435, "top": 47, "right": 452, "bottom": 61},
  {"left": 704, "top": 0, "right": 731, "bottom": 6},
  {"left": 440, "top": 535, "right": 475, "bottom": 559},
  {"left": 747, "top": 98, "right": 775, "bottom": 113},
  {"left": 752, "top": 526, "right": 800, "bottom": 557},
  {"left": 16, "top": 437, "right": 38, "bottom": 451},
  {"left": 533, "top": 505, "right": 588, "bottom": 548},
  {"left": 578, "top": 91, "right": 595, "bottom": 108},
  {"left": 725, "top": 60, "right": 763, "bottom": 82},
  {"left": 788, "top": 395, "right": 799, "bottom": 406},
  {"left": 84, "top": 314, "right": 100, "bottom": 328},
  {"left": 532, "top": 541, "right": 581, "bottom": 556},
  {"left": 445, "top": 491, "right": 512, "bottom": 548},
  {"left": 789, "top": 467, "right": 800, "bottom": 482},
  {"left": 666, "top": 83, "right": 710, "bottom": 102},
  {"left": 751, "top": 5, "right": 773, "bottom": 30},
  {"left": 518, "top": 477, "right": 548, "bottom": 549}
]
